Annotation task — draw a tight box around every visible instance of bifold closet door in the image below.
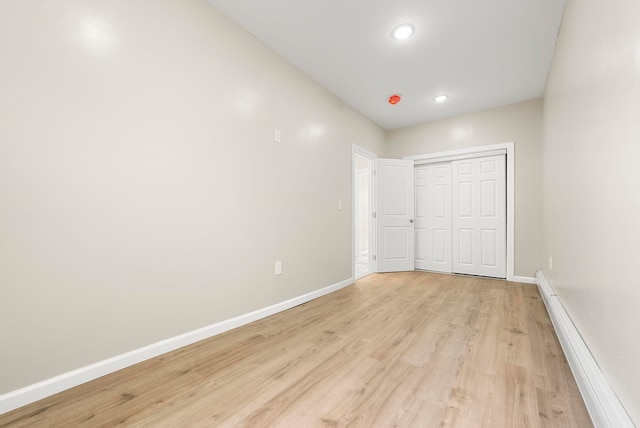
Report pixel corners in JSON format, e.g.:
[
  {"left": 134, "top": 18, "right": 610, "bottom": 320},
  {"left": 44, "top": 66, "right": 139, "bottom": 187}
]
[
  {"left": 452, "top": 155, "right": 506, "bottom": 278},
  {"left": 414, "top": 163, "right": 452, "bottom": 273}
]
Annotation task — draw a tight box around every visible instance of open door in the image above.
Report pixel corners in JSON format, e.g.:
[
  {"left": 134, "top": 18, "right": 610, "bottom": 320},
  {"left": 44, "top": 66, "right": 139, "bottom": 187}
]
[
  {"left": 375, "top": 158, "right": 415, "bottom": 272},
  {"left": 353, "top": 149, "right": 374, "bottom": 279}
]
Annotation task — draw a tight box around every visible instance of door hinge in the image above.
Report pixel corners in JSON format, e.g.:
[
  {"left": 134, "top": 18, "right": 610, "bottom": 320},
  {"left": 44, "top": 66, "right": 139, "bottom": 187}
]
[
  {"left": 372, "top": 212, "right": 377, "bottom": 218},
  {"left": 372, "top": 169, "right": 377, "bottom": 176},
  {"left": 372, "top": 255, "right": 377, "bottom": 261}
]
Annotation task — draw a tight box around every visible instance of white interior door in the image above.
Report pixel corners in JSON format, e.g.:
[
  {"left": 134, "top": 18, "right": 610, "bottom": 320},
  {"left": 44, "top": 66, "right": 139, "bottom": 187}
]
[
  {"left": 375, "top": 158, "right": 415, "bottom": 272},
  {"left": 452, "top": 155, "right": 506, "bottom": 278},
  {"left": 415, "top": 163, "right": 452, "bottom": 272}
]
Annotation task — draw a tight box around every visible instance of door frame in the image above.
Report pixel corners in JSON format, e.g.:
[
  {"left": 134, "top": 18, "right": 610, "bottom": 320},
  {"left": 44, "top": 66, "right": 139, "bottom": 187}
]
[
  {"left": 404, "top": 142, "right": 515, "bottom": 281},
  {"left": 352, "top": 144, "right": 377, "bottom": 279}
]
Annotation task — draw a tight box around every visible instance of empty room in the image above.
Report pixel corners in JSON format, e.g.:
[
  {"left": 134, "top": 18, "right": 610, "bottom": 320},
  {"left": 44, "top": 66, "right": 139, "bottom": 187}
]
[{"left": 0, "top": 0, "right": 638, "bottom": 427}]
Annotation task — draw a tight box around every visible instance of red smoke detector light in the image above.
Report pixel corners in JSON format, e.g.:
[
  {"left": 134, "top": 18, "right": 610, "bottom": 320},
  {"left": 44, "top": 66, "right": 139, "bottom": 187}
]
[{"left": 388, "top": 94, "right": 402, "bottom": 105}]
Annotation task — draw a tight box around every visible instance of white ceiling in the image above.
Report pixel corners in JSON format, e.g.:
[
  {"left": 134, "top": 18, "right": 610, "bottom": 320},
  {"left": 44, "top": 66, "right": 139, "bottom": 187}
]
[{"left": 206, "top": 0, "right": 566, "bottom": 130}]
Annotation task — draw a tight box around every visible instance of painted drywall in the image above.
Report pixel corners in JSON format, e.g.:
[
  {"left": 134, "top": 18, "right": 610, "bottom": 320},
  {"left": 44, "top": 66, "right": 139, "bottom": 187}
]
[
  {"left": 0, "top": 0, "right": 385, "bottom": 394},
  {"left": 541, "top": 0, "right": 640, "bottom": 423},
  {"left": 386, "top": 99, "right": 543, "bottom": 278}
]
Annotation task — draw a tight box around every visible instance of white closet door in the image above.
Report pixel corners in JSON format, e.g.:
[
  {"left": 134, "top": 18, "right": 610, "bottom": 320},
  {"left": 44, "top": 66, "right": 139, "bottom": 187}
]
[
  {"left": 452, "top": 155, "right": 506, "bottom": 278},
  {"left": 415, "top": 163, "right": 452, "bottom": 272},
  {"left": 375, "top": 158, "right": 415, "bottom": 272}
]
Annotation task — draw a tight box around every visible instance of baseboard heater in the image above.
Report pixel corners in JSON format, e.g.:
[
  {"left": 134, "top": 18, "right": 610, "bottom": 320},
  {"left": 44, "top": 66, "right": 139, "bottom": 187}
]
[{"left": 536, "top": 271, "right": 634, "bottom": 428}]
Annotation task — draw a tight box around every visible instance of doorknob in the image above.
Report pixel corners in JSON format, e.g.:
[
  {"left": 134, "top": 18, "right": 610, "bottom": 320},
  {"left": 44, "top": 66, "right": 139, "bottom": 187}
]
[{"left": 409, "top": 219, "right": 414, "bottom": 223}]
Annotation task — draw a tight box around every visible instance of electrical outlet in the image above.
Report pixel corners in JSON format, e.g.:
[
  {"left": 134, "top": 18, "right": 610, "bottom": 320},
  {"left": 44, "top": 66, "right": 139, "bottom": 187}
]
[
  {"left": 549, "top": 256, "right": 553, "bottom": 271},
  {"left": 275, "top": 261, "right": 282, "bottom": 275},
  {"left": 274, "top": 128, "right": 282, "bottom": 143},
  {"left": 337, "top": 199, "right": 343, "bottom": 210}
]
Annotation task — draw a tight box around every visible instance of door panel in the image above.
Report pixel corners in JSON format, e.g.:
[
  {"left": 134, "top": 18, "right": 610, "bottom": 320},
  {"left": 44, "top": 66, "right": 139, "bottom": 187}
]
[
  {"left": 415, "top": 229, "right": 428, "bottom": 262},
  {"left": 383, "top": 227, "right": 409, "bottom": 259},
  {"left": 433, "top": 229, "right": 447, "bottom": 262},
  {"left": 452, "top": 155, "right": 506, "bottom": 278},
  {"left": 482, "top": 230, "right": 497, "bottom": 266},
  {"left": 375, "top": 159, "right": 414, "bottom": 272},
  {"left": 414, "top": 163, "right": 452, "bottom": 273},
  {"left": 458, "top": 229, "right": 473, "bottom": 265},
  {"left": 481, "top": 180, "right": 497, "bottom": 216},
  {"left": 434, "top": 185, "right": 447, "bottom": 217},
  {"left": 458, "top": 182, "right": 473, "bottom": 217}
]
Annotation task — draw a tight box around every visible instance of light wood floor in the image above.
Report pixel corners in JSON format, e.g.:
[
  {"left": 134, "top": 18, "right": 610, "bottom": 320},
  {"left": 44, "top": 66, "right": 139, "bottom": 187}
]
[{"left": 0, "top": 272, "right": 593, "bottom": 427}]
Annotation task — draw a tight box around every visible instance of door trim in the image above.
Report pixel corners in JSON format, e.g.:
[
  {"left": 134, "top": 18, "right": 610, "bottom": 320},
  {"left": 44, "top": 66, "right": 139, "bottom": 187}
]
[
  {"left": 404, "top": 142, "right": 515, "bottom": 281},
  {"left": 352, "top": 144, "right": 377, "bottom": 279}
]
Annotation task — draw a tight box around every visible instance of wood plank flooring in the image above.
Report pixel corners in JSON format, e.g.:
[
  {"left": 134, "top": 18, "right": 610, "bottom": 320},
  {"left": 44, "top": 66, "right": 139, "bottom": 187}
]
[{"left": 0, "top": 272, "right": 593, "bottom": 427}]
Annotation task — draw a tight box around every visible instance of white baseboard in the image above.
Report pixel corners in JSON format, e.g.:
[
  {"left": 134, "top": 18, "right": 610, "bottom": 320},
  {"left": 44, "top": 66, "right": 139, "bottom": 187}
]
[
  {"left": 0, "top": 277, "right": 354, "bottom": 415},
  {"left": 535, "top": 271, "right": 634, "bottom": 428},
  {"left": 512, "top": 275, "right": 536, "bottom": 284}
]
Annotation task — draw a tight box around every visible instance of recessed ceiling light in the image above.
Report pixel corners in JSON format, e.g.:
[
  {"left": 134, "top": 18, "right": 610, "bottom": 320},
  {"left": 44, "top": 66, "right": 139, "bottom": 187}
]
[
  {"left": 433, "top": 95, "right": 448, "bottom": 103},
  {"left": 392, "top": 24, "right": 414, "bottom": 40}
]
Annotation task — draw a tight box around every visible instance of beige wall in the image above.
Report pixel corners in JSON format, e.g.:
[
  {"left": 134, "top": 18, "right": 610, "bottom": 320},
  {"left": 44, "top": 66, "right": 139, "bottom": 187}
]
[
  {"left": 541, "top": 0, "right": 640, "bottom": 423},
  {"left": 386, "top": 99, "right": 543, "bottom": 278},
  {"left": 0, "top": 0, "right": 385, "bottom": 394}
]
